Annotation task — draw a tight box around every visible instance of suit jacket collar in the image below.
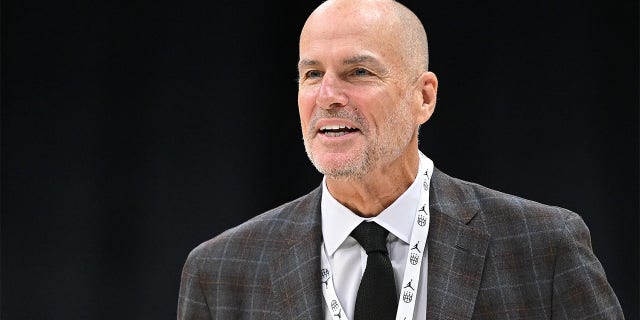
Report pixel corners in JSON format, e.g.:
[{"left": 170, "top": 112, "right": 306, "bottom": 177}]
[{"left": 429, "top": 167, "right": 480, "bottom": 224}]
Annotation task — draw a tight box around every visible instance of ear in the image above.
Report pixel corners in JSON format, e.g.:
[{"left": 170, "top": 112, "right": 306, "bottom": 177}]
[{"left": 414, "top": 71, "right": 438, "bottom": 125}]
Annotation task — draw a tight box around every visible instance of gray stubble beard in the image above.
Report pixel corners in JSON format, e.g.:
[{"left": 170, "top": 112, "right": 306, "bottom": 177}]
[{"left": 302, "top": 95, "right": 416, "bottom": 181}]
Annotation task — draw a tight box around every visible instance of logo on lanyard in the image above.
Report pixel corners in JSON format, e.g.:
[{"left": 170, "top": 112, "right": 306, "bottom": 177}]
[
  {"left": 417, "top": 205, "right": 428, "bottom": 226},
  {"left": 402, "top": 291, "right": 414, "bottom": 303},
  {"left": 321, "top": 268, "right": 331, "bottom": 288},
  {"left": 409, "top": 253, "right": 420, "bottom": 265}
]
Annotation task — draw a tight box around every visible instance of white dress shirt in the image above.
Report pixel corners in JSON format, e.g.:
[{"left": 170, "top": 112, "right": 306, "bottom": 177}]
[{"left": 321, "top": 160, "right": 428, "bottom": 320}]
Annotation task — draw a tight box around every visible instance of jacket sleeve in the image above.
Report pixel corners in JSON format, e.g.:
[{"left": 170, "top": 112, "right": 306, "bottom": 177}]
[
  {"left": 177, "top": 249, "right": 212, "bottom": 320},
  {"left": 551, "top": 212, "right": 624, "bottom": 319}
]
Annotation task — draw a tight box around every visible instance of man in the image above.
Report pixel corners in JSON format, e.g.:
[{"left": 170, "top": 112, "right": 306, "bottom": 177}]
[{"left": 177, "top": 0, "right": 624, "bottom": 319}]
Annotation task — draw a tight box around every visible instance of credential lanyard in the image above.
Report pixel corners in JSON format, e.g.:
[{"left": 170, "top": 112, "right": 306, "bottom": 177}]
[{"left": 320, "top": 154, "right": 434, "bottom": 320}]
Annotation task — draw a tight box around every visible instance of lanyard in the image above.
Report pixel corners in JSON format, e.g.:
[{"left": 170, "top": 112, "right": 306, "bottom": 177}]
[{"left": 320, "top": 154, "right": 434, "bottom": 320}]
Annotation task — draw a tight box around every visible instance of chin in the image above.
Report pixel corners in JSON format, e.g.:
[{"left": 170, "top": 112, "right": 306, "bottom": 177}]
[{"left": 310, "top": 153, "right": 370, "bottom": 179}]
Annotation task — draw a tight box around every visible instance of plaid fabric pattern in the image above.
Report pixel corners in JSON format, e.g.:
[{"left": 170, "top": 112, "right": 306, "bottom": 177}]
[
  {"left": 178, "top": 188, "right": 324, "bottom": 320},
  {"left": 178, "top": 168, "right": 623, "bottom": 319},
  {"left": 426, "top": 171, "right": 624, "bottom": 319}
]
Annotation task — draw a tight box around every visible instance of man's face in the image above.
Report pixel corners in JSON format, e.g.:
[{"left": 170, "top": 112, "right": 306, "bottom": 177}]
[{"left": 297, "top": 8, "right": 422, "bottom": 179}]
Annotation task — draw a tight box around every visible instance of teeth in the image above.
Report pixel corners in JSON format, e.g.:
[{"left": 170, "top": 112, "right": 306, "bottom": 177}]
[{"left": 320, "top": 125, "right": 353, "bottom": 131}]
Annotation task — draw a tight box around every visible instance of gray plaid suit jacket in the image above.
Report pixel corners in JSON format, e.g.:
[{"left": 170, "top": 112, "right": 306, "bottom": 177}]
[{"left": 178, "top": 168, "right": 624, "bottom": 319}]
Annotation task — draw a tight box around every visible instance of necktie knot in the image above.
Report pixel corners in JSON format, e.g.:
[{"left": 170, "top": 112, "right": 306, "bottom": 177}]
[{"left": 351, "top": 222, "right": 389, "bottom": 254}]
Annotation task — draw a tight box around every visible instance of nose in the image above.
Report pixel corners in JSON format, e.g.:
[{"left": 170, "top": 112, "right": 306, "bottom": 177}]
[{"left": 316, "top": 74, "right": 348, "bottom": 110}]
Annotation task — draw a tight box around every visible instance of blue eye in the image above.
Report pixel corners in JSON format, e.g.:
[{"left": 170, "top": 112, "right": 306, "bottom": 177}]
[
  {"left": 306, "top": 70, "right": 322, "bottom": 78},
  {"left": 353, "top": 68, "right": 371, "bottom": 76}
]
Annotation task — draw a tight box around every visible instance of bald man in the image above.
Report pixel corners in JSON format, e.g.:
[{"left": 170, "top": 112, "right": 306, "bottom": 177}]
[{"left": 177, "top": 0, "right": 623, "bottom": 319}]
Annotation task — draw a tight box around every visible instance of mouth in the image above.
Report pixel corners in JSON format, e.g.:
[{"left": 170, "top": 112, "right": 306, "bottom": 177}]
[{"left": 319, "top": 124, "right": 360, "bottom": 137}]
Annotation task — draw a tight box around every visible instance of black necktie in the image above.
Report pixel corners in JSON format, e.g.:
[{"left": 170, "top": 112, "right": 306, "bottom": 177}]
[{"left": 350, "top": 222, "right": 398, "bottom": 320}]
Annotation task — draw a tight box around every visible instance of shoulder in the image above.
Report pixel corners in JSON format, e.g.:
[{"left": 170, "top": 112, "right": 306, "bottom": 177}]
[
  {"left": 183, "top": 186, "right": 323, "bottom": 270},
  {"left": 432, "top": 167, "right": 578, "bottom": 232},
  {"left": 178, "top": 186, "right": 324, "bottom": 318},
  {"left": 434, "top": 170, "right": 623, "bottom": 317}
]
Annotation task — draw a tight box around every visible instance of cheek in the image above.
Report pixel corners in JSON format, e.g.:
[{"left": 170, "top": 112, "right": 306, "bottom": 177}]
[{"left": 298, "top": 89, "right": 317, "bottom": 128}]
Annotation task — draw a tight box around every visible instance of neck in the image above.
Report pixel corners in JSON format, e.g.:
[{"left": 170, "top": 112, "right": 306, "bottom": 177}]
[{"left": 325, "top": 149, "right": 420, "bottom": 217}]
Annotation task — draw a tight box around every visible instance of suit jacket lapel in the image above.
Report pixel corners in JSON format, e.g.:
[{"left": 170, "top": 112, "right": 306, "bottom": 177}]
[
  {"left": 426, "top": 169, "right": 490, "bottom": 319},
  {"left": 269, "top": 187, "right": 324, "bottom": 320}
]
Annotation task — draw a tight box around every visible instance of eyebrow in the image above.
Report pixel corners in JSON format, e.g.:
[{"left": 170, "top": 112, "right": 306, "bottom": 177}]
[
  {"left": 297, "top": 59, "right": 319, "bottom": 71},
  {"left": 343, "top": 54, "right": 377, "bottom": 65},
  {"left": 298, "top": 55, "right": 386, "bottom": 71}
]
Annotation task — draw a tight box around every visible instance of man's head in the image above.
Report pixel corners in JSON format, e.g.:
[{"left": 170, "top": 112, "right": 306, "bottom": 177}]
[{"left": 297, "top": 0, "right": 438, "bottom": 181}]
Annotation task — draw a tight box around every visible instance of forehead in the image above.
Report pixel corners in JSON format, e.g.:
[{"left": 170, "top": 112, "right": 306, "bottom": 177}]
[{"left": 299, "top": 4, "right": 402, "bottom": 67}]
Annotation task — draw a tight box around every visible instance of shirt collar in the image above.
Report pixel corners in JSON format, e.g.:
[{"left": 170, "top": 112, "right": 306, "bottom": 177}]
[{"left": 321, "top": 157, "right": 424, "bottom": 256}]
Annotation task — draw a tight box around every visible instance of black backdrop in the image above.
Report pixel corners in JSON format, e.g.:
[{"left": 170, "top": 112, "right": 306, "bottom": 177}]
[{"left": 2, "top": 0, "right": 638, "bottom": 319}]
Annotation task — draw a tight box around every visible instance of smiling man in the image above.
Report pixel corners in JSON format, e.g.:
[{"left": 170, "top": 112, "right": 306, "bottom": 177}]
[{"left": 177, "top": 0, "right": 623, "bottom": 319}]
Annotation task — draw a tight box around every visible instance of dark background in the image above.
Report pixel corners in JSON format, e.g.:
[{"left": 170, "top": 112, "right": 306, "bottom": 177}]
[{"left": 2, "top": 0, "right": 638, "bottom": 319}]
